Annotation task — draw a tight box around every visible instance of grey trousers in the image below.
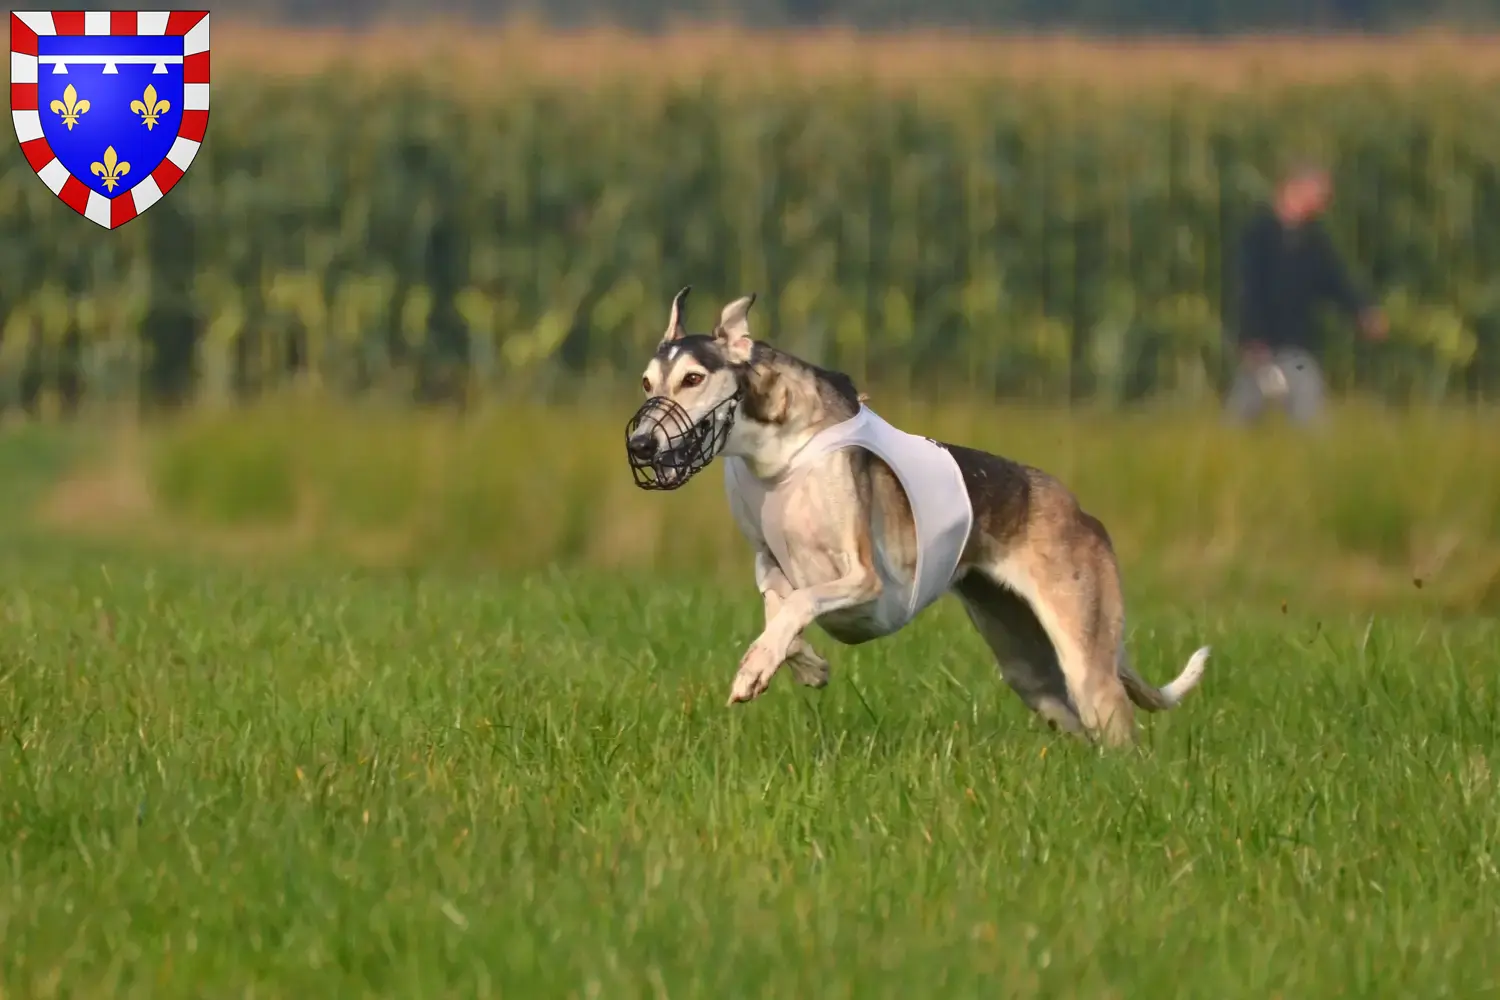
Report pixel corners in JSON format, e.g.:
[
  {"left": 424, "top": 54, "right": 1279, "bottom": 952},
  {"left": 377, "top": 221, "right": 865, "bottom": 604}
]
[{"left": 1224, "top": 346, "right": 1326, "bottom": 426}]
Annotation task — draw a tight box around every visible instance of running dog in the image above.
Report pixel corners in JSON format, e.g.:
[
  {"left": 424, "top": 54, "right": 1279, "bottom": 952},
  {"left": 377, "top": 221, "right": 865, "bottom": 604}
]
[{"left": 626, "top": 287, "right": 1209, "bottom": 747}]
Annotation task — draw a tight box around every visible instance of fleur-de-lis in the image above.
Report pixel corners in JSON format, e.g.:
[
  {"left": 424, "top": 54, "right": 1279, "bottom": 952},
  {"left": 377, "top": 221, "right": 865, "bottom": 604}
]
[
  {"left": 90, "top": 146, "right": 130, "bottom": 192},
  {"left": 49, "top": 83, "right": 90, "bottom": 130},
  {"left": 129, "top": 84, "right": 170, "bottom": 130}
]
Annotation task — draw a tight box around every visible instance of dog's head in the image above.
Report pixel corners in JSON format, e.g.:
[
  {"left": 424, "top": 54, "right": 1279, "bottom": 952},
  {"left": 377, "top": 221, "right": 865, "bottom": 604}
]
[
  {"left": 625, "top": 287, "right": 758, "bottom": 489},
  {"left": 639, "top": 285, "right": 756, "bottom": 421}
]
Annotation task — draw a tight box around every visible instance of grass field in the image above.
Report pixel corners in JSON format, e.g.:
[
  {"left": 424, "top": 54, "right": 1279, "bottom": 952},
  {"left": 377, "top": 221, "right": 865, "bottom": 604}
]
[{"left": 2, "top": 411, "right": 1499, "bottom": 997}]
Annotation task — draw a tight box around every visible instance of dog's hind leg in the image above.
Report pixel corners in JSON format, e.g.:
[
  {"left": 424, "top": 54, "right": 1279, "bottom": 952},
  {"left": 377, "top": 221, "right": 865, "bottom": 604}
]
[
  {"left": 998, "top": 531, "right": 1137, "bottom": 748},
  {"left": 953, "top": 572, "right": 1085, "bottom": 737},
  {"left": 956, "top": 525, "right": 1136, "bottom": 747}
]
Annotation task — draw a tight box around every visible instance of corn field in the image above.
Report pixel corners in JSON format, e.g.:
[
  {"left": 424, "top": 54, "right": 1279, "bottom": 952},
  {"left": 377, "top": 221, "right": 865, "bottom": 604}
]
[{"left": 5, "top": 58, "right": 1500, "bottom": 410}]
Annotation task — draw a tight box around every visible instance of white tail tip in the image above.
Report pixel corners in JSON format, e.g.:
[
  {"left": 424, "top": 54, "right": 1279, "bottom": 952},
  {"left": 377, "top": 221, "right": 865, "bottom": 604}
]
[{"left": 1160, "top": 645, "right": 1211, "bottom": 707}]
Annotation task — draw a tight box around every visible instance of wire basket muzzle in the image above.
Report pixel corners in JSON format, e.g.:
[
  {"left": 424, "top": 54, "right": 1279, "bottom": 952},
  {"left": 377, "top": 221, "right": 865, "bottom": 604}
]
[{"left": 625, "top": 393, "right": 739, "bottom": 491}]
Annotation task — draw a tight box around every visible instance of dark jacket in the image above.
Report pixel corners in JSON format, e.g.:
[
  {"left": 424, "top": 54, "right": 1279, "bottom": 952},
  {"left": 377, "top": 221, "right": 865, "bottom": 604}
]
[{"left": 1233, "top": 204, "right": 1372, "bottom": 354}]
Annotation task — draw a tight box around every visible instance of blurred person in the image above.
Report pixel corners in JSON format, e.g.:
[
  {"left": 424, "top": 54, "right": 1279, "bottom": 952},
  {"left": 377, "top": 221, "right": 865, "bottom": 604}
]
[{"left": 1225, "top": 161, "right": 1387, "bottom": 427}]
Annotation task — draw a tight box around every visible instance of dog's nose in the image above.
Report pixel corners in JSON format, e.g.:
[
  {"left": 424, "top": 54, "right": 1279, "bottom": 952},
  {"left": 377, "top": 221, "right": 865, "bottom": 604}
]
[{"left": 628, "top": 435, "right": 659, "bottom": 462}]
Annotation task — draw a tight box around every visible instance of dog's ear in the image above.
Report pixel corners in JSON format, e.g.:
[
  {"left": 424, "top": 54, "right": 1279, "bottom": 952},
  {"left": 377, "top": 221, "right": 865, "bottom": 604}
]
[
  {"left": 660, "top": 285, "right": 691, "bottom": 345},
  {"left": 714, "top": 293, "right": 757, "bottom": 363}
]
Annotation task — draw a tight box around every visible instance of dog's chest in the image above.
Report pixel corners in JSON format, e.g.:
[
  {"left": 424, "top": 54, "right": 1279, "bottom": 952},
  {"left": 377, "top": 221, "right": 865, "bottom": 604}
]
[
  {"left": 723, "top": 407, "right": 974, "bottom": 643},
  {"left": 769, "top": 479, "right": 904, "bottom": 643}
]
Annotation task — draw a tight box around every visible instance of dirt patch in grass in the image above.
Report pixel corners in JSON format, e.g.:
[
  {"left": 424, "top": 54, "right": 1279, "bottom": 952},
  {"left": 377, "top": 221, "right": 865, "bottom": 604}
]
[
  {"left": 35, "top": 431, "right": 415, "bottom": 570},
  {"left": 37, "top": 434, "right": 154, "bottom": 534}
]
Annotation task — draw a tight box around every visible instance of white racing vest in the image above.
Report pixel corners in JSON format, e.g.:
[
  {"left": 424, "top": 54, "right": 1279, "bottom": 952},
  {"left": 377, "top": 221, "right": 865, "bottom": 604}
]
[{"left": 723, "top": 405, "right": 974, "bottom": 639}]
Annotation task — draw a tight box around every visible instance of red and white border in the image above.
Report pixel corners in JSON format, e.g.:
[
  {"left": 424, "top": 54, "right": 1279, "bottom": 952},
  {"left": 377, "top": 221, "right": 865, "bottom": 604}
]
[{"left": 10, "top": 10, "right": 210, "bottom": 229}]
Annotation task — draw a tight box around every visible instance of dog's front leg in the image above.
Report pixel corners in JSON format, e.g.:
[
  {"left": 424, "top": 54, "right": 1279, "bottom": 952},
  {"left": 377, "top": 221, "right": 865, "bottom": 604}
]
[
  {"left": 756, "top": 552, "right": 831, "bottom": 690},
  {"left": 729, "top": 564, "right": 880, "bottom": 706}
]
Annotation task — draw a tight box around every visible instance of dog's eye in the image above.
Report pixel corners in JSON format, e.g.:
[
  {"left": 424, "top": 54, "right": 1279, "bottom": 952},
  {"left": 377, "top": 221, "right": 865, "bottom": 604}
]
[
  {"left": 681, "top": 372, "right": 705, "bottom": 389},
  {"left": 641, "top": 377, "right": 651, "bottom": 393}
]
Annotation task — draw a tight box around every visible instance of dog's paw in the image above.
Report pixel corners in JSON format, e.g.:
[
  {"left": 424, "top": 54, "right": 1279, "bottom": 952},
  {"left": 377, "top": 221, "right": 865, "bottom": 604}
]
[
  {"left": 786, "top": 641, "right": 830, "bottom": 689},
  {"left": 727, "top": 642, "right": 781, "bottom": 705}
]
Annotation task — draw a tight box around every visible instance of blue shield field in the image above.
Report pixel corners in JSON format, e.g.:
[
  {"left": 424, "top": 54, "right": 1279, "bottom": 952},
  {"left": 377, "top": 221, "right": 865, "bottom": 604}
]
[{"left": 37, "top": 35, "right": 184, "bottom": 199}]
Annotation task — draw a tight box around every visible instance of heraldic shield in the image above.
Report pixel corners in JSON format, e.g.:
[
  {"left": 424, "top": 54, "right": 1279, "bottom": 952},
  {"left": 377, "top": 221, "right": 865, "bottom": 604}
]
[{"left": 10, "top": 11, "right": 209, "bottom": 230}]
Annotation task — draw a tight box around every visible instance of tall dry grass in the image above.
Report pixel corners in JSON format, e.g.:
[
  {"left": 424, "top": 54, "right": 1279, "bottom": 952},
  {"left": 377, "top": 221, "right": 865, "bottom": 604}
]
[
  {"left": 42, "top": 396, "right": 1500, "bottom": 616},
  {"left": 212, "top": 22, "right": 1500, "bottom": 93}
]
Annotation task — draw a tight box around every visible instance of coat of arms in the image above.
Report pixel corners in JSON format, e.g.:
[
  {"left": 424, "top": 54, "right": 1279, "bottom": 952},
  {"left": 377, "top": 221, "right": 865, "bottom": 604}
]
[{"left": 10, "top": 10, "right": 209, "bottom": 229}]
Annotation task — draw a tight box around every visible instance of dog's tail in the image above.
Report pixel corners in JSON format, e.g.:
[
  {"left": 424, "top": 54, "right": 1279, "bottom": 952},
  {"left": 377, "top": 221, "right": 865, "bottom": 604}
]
[{"left": 1119, "top": 646, "right": 1211, "bottom": 712}]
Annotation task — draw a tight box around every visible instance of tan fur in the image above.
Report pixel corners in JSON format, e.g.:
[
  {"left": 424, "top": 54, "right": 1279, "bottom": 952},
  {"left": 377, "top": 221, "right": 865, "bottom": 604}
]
[
  {"left": 954, "top": 473, "right": 1138, "bottom": 744},
  {"left": 632, "top": 290, "right": 1209, "bottom": 747}
]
